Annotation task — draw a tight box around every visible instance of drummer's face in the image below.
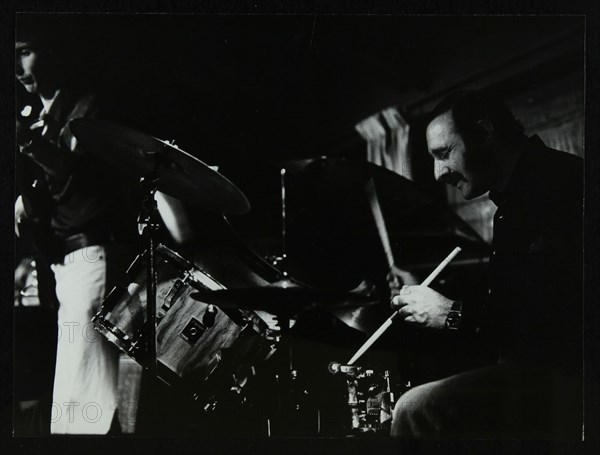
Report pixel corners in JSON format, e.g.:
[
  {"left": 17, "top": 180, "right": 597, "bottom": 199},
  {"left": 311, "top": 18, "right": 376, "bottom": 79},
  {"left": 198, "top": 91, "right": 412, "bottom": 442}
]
[{"left": 426, "top": 111, "right": 489, "bottom": 200}]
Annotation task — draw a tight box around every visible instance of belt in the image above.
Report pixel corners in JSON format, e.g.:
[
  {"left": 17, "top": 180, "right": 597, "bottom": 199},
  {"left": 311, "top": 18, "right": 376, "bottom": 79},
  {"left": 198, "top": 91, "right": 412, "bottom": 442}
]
[{"left": 55, "top": 229, "right": 117, "bottom": 258}]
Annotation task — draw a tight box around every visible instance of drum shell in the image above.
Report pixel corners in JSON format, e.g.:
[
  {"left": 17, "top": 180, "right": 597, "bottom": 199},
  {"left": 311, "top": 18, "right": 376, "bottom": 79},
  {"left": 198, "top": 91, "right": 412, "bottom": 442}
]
[{"left": 94, "top": 244, "right": 278, "bottom": 391}]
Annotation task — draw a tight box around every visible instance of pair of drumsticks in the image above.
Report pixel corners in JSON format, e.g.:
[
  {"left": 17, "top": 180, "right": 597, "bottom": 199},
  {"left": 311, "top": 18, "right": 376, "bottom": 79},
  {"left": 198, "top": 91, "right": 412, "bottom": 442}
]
[{"left": 345, "top": 179, "right": 461, "bottom": 366}]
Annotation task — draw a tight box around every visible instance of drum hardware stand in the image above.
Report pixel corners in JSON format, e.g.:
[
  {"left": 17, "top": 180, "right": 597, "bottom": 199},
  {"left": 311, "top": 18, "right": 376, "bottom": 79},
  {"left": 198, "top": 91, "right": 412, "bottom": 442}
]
[
  {"left": 265, "top": 167, "right": 319, "bottom": 436},
  {"left": 279, "top": 168, "right": 288, "bottom": 276},
  {"left": 267, "top": 168, "right": 296, "bottom": 435},
  {"left": 268, "top": 168, "right": 289, "bottom": 272},
  {"left": 278, "top": 167, "right": 297, "bottom": 374},
  {"left": 137, "top": 169, "right": 161, "bottom": 375}
]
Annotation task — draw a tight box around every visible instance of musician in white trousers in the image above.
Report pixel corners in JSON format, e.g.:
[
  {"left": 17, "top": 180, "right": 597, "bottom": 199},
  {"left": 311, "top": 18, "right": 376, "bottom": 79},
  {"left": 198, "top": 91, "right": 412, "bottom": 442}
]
[
  {"left": 15, "top": 17, "right": 141, "bottom": 433},
  {"left": 15, "top": 16, "right": 196, "bottom": 434}
]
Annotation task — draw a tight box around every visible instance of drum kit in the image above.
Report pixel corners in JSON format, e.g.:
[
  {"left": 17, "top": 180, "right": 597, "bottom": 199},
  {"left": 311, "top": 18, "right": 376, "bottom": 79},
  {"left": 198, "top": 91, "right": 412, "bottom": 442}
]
[{"left": 69, "top": 118, "right": 483, "bottom": 436}]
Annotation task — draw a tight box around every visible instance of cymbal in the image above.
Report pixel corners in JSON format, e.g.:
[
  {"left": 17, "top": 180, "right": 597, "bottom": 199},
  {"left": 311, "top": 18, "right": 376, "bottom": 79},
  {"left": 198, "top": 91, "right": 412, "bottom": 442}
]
[
  {"left": 286, "top": 156, "right": 432, "bottom": 207},
  {"left": 69, "top": 118, "right": 250, "bottom": 215},
  {"left": 220, "top": 157, "right": 488, "bottom": 289},
  {"left": 330, "top": 306, "right": 388, "bottom": 334},
  {"left": 290, "top": 157, "right": 488, "bottom": 260},
  {"left": 190, "top": 278, "right": 377, "bottom": 317}
]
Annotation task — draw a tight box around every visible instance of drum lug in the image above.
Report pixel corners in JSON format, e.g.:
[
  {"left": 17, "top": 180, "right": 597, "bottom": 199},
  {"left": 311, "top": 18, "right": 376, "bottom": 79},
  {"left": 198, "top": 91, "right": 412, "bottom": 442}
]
[
  {"left": 202, "top": 304, "right": 217, "bottom": 327},
  {"left": 160, "top": 278, "right": 185, "bottom": 315}
]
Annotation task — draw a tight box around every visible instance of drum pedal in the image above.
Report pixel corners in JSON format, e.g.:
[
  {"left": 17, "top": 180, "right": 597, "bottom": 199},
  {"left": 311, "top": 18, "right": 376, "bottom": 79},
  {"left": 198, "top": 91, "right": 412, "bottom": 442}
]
[{"left": 366, "top": 397, "right": 381, "bottom": 416}]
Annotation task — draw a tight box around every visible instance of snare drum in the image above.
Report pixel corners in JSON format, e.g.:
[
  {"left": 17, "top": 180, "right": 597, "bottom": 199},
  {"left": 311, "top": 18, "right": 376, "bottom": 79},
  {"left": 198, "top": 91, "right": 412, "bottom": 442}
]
[{"left": 93, "top": 244, "right": 279, "bottom": 399}]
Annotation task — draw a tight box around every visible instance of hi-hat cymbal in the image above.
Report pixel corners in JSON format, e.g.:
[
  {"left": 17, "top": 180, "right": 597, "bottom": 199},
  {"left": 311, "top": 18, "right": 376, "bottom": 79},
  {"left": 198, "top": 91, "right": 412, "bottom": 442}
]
[
  {"left": 69, "top": 118, "right": 250, "bottom": 215},
  {"left": 190, "top": 278, "right": 377, "bottom": 317}
]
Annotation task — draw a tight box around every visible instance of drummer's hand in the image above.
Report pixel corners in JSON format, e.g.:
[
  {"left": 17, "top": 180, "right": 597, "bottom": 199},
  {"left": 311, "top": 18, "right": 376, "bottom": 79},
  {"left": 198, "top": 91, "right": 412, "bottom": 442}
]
[
  {"left": 391, "top": 285, "right": 453, "bottom": 329},
  {"left": 387, "top": 265, "right": 418, "bottom": 298}
]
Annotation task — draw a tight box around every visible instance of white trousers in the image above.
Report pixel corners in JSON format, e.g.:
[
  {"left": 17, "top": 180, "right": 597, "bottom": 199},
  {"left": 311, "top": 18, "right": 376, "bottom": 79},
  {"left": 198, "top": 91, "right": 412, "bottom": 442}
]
[{"left": 50, "top": 245, "right": 120, "bottom": 434}]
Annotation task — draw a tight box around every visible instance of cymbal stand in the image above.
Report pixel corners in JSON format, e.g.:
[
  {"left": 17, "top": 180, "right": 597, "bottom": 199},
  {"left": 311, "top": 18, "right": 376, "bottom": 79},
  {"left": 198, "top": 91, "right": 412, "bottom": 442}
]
[
  {"left": 279, "top": 167, "right": 294, "bottom": 368},
  {"left": 269, "top": 168, "right": 289, "bottom": 277},
  {"left": 267, "top": 168, "right": 304, "bottom": 435},
  {"left": 269, "top": 308, "right": 306, "bottom": 437},
  {"left": 137, "top": 170, "right": 161, "bottom": 375}
]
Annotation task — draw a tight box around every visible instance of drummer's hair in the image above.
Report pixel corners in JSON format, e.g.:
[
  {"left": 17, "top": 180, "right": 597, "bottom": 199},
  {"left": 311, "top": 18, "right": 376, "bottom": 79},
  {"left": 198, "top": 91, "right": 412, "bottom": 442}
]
[{"left": 429, "top": 89, "right": 525, "bottom": 142}]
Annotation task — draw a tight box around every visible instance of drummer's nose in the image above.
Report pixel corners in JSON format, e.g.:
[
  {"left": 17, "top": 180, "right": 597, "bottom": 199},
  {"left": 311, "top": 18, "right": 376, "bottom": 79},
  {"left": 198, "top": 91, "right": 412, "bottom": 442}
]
[{"left": 433, "top": 160, "right": 449, "bottom": 182}]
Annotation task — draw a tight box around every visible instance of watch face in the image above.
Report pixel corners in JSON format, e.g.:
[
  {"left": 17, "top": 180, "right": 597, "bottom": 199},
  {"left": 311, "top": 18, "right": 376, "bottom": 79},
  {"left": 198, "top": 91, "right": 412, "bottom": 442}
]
[{"left": 446, "top": 311, "right": 461, "bottom": 329}]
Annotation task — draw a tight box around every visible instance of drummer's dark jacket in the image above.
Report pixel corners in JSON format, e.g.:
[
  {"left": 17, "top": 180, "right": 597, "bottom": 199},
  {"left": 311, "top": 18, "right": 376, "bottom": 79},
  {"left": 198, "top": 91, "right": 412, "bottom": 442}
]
[
  {"left": 473, "top": 135, "right": 583, "bottom": 372},
  {"left": 18, "top": 88, "right": 138, "bottom": 260}
]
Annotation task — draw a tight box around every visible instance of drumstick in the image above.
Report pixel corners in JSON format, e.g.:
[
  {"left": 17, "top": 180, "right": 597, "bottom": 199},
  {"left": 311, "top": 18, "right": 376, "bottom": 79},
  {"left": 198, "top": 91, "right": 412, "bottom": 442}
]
[
  {"left": 365, "top": 179, "right": 395, "bottom": 269},
  {"left": 347, "top": 246, "right": 462, "bottom": 366},
  {"left": 420, "top": 246, "right": 462, "bottom": 287}
]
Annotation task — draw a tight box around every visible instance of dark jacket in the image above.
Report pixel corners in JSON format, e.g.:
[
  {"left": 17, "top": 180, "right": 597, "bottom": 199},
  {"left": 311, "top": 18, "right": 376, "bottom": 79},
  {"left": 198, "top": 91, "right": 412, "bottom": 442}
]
[
  {"left": 19, "top": 89, "right": 138, "bottom": 252},
  {"left": 486, "top": 136, "right": 583, "bottom": 371}
]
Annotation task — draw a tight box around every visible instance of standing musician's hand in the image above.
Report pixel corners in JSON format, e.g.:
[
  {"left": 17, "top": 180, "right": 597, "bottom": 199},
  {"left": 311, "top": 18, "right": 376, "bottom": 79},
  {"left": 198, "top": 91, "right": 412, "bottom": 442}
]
[
  {"left": 391, "top": 285, "right": 453, "bottom": 329},
  {"left": 15, "top": 195, "right": 27, "bottom": 237},
  {"left": 16, "top": 118, "right": 33, "bottom": 148}
]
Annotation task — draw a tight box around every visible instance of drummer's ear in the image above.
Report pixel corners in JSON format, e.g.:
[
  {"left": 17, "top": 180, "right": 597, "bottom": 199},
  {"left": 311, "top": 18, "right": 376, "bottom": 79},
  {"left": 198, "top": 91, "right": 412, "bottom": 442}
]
[
  {"left": 475, "top": 119, "right": 496, "bottom": 149},
  {"left": 474, "top": 120, "right": 495, "bottom": 149}
]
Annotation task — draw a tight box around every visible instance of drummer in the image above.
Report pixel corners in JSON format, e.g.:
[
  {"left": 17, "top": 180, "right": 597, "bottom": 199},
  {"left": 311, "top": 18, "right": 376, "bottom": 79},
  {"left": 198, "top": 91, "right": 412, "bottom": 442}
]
[{"left": 389, "top": 90, "right": 583, "bottom": 438}]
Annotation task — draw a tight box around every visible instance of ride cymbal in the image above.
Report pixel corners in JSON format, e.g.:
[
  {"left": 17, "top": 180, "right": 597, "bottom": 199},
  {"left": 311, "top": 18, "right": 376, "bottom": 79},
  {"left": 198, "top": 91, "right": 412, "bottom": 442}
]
[{"left": 70, "top": 118, "right": 250, "bottom": 215}]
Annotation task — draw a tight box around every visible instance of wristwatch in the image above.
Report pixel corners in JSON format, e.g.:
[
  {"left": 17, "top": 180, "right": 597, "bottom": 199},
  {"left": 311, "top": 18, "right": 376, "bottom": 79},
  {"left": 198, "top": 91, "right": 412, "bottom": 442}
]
[{"left": 445, "top": 300, "right": 462, "bottom": 330}]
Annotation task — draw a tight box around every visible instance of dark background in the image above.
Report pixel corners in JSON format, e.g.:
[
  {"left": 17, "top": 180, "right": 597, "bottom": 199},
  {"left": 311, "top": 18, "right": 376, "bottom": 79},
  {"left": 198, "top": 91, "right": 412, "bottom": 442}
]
[
  {"left": 14, "top": 13, "right": 584, "bottom": 273},
  {"left": 5, "top": 8, "right": 599, "bottom": 453},
  {"left": 16, "top": 14, "right": 585, "bottom": 165}
]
